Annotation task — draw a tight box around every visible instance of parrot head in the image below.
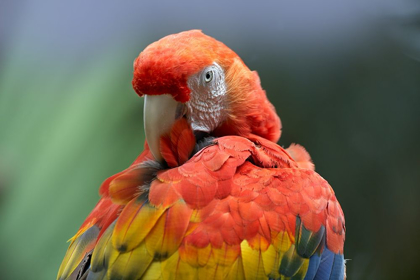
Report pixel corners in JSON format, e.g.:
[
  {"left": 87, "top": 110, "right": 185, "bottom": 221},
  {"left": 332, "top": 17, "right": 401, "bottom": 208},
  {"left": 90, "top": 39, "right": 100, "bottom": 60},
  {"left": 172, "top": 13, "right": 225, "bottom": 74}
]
[{"left": 132, "top": 30, "right": 281, "bottom": 162}]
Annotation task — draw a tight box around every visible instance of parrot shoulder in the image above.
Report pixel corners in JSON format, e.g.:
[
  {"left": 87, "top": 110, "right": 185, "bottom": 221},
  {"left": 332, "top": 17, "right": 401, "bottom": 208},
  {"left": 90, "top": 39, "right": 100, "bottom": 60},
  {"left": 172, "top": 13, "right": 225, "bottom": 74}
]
[
  {"left": 143, "top": 134, "right": 346, "bottom": 279},
  {"left": 58, "top": 135, "right": 345, "bottom": 280}
]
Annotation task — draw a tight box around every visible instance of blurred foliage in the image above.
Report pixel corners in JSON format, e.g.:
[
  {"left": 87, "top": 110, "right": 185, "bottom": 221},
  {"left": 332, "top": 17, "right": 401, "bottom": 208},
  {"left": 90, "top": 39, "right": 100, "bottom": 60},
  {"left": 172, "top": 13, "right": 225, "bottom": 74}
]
[
  {"left": 1, "top": 1, "right": 420, "bottom": 279},
  {"left": 0, "top": 47, "right": 145, "bottom": 279}
]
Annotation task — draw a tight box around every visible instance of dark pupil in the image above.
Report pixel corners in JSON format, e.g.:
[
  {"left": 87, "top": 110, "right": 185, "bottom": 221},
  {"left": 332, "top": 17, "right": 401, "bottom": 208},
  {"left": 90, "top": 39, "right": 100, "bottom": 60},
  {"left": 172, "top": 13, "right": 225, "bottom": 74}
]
[{"left": 206, "top": 72, "right": 211, "bottom": 80}]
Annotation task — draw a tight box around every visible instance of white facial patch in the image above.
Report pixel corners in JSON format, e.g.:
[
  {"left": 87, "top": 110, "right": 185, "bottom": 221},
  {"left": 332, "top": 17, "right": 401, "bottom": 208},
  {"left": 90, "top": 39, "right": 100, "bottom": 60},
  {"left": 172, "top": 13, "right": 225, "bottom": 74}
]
[{"left": 186, "top": 62, "right": 227, "bottom": 133}]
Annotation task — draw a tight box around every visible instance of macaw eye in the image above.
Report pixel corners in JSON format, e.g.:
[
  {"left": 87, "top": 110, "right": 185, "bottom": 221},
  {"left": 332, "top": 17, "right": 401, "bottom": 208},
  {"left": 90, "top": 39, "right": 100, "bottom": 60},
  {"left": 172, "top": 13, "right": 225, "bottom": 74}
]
[{"left": 204, "top": 70, "right": 213, "bottom": 83}]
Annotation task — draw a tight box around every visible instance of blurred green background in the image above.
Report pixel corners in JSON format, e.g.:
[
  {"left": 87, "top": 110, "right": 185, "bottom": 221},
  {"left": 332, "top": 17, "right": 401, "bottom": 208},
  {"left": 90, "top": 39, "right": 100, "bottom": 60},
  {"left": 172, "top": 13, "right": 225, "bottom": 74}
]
[{"left": 1, "top": 1, "right": 420, "bottom": 279}]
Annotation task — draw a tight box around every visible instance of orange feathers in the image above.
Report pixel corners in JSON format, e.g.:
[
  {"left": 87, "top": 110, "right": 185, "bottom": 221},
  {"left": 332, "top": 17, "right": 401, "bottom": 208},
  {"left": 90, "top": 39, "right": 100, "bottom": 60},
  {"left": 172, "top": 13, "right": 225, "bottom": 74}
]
[
  {"left": 160, "top": 118, "right": 196, "bottom": 168},
  {"left": 132, "top": 30, "right": 237, "bottom": 103},
  {"left": 58, "top": 127, "right": 345, "bottom": 279}
]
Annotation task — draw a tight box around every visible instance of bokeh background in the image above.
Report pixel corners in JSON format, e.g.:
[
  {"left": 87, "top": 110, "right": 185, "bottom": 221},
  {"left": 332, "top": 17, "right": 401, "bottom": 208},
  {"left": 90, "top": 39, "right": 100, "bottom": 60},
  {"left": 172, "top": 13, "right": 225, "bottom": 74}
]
[{"left": 1, "top": 1, "right": 420, "bottom": 279}]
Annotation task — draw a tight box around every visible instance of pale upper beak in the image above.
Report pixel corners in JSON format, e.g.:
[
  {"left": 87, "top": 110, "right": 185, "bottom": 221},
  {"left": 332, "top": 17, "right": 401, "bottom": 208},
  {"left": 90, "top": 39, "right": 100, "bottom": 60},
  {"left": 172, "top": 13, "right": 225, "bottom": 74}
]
[{"left": 144, "top": 94, "right": 185, "bottom": 162}]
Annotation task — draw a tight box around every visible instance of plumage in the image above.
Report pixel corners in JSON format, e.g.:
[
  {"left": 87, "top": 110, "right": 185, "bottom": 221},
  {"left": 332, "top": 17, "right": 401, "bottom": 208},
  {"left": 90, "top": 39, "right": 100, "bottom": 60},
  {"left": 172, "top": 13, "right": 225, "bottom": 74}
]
[
  {"left": 57, "top": 225, "right": 99, "bottom": 280},
  {"left": 57, "top": 30, "right": 345, "bottom": 280},
  {"left": 112, "top": 198, "right": 166, "bottom": 252}
]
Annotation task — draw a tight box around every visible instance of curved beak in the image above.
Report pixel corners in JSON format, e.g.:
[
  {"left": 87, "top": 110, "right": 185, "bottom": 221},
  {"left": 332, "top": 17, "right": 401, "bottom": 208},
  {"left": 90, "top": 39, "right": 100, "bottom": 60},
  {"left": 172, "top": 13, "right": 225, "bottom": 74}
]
[{"left": 144, "top": 94, "right": 186, "bottom": 162}]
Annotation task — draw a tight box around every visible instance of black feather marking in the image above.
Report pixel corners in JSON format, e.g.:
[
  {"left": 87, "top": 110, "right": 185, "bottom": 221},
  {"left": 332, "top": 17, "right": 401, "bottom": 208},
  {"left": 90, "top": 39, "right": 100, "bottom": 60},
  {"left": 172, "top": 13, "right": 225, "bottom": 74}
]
[
  {"left": 193, "top": 135, "right": 216, "bottom": 154},
  {"left": 76, "top": 252, "right": 92, "bottom": 280},
  {"left": 136, "top": 160, "right": 164, "bottom": 194},
  {"left": 90, "top": 221, "right": 116, "bottom": 274},
  {"left": 60, "top": 226, "right": 99, "bottom": 280}
]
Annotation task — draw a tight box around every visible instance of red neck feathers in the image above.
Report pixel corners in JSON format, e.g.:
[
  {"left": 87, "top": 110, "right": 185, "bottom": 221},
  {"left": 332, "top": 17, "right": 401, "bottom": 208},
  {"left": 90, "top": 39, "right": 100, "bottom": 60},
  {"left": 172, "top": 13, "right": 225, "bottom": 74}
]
[{"left": 215, "top": 59, "right": 282, "bottom": 143}]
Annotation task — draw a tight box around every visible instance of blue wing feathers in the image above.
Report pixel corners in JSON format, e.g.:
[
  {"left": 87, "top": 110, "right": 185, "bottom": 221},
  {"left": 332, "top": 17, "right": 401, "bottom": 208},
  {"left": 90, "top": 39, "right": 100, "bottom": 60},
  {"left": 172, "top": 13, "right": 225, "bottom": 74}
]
[
  {"left": 304, "top": 253, "right": 321, "bottom": 280},
  {"left": 329, "top": 253, "right": 344, "bottom": 280},
  {"left": 313, "top": 248, "right": 334, "bottom": 280},
  {"left": 304, "top": 248, "right": 344, "bottom": 280}
]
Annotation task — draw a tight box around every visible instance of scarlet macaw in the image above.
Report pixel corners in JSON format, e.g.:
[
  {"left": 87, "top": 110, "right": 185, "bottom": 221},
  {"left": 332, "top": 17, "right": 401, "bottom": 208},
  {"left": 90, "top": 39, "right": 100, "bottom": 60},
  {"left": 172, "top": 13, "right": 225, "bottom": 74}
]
[{"left": 57, "top": 30, "right": 345, "bottom": 280}]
